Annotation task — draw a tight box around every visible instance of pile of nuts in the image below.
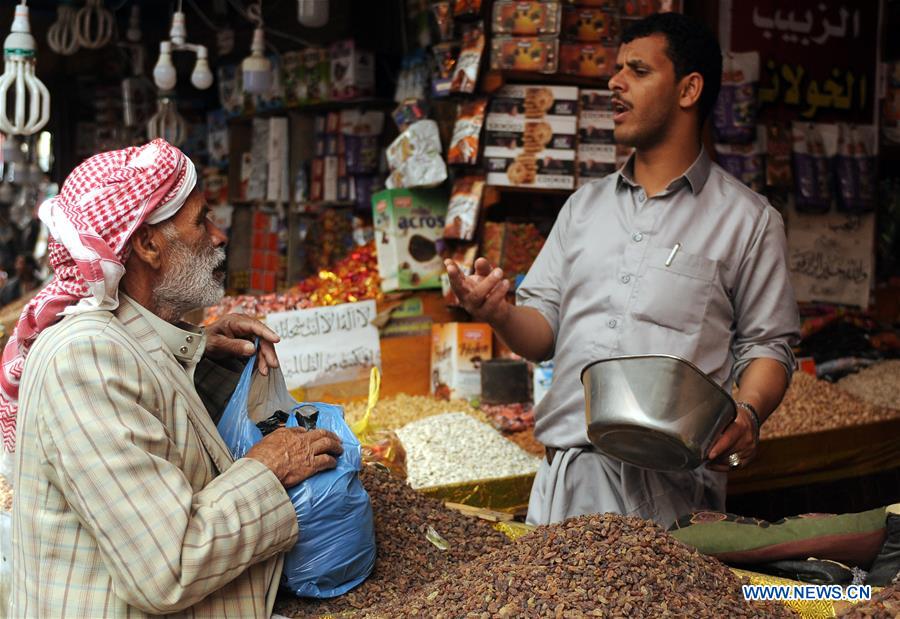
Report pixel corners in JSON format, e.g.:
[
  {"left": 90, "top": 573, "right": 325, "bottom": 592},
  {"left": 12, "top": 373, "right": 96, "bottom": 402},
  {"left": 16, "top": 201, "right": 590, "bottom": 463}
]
[
  {"left": 836, "top": 582, "right": 899, "bottom": 618},
  {"left": 396, "top": 413, "right": 540, "bottom": 488},
  {"left": 761, "top": 372, "right": 900, "bottom": 439},
  {"left": 0, "top": 474, "right": 11, "bottom": 512},
  {"left": 343, "top": 394, "right": 490, "bottom": 431},
  {"left": 838, "top": 360, "right": 900, "bottom": 412},
  {"left": 275, "top": 465, "right": 510, "bottom": 617},
  {"left": 364, "top": 512, "right": 792, "bottom": 618}
]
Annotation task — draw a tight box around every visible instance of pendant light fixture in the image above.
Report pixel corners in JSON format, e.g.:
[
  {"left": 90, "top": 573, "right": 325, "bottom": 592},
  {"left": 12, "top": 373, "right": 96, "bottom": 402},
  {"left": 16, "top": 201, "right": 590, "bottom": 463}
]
[
  {"left": 47, "top": 0, "right": 79, "bottom": 56},
  {"left": 0, "top": 2, "right": 50, "bottom": 137},
  {"left": 241, "top": 2, "right": 271, "bottom": 95},
  {"left": 152, "top": 1, "right": 215, "bottom": 92}
]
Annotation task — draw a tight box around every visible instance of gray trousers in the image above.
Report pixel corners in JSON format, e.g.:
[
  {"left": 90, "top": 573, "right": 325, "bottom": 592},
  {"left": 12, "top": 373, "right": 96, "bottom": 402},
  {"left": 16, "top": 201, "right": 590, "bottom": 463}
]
[{"left": 526, "top": 447, "right": 727, "bottom": 529}]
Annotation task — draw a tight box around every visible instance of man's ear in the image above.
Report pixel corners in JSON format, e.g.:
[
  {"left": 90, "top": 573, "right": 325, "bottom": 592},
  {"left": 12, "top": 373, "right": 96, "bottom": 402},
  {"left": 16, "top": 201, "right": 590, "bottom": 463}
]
[
  {"left": 129, "top": 224, "right": 163, "bottom": 269},
  {"left": 678, "top": 72, "right": 704, "bottom": 111}
]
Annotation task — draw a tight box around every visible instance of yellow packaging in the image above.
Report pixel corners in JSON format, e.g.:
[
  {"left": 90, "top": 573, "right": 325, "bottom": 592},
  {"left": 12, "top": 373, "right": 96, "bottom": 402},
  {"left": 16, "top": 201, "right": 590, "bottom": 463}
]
[{"left": 431, "top": 323, "right": 492, "bottom": 400}]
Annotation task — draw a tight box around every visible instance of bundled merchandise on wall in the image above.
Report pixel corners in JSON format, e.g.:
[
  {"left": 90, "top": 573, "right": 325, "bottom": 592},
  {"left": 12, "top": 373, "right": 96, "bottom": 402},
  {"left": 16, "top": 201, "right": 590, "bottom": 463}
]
[
  {"left": 250, "top": 210, "right": 286, "bottom": 293},
  {"left": 481, "top": 221, "right": 546, "bottom": 280},
  {"left": 577, "top": 89, "right": 615, "bottom": 187}
]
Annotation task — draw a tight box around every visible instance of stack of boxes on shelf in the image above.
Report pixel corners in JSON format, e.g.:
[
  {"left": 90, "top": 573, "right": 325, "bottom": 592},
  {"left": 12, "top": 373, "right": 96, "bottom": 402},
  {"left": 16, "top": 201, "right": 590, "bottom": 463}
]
[
  {"left": 250, "top": 210, "right": 285, "bottom": 292},
  {"left": 484, "top": 85, "right": 578, "bottom": 189},
  {"left": 558, "top": 3, "right": 619, "bottom": 79},
  {"left": 577, "top": 89, "right": 616, "bottom": 187},
  {"left": 489, "top": 1, "right": 562, "bottom": 74},
  {"left": 309, "top": 110, "right": 385, "bottom": 209}
]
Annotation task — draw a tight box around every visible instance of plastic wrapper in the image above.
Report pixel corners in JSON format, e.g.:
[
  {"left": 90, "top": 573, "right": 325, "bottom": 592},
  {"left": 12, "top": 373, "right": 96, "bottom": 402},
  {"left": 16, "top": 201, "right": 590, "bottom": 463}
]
[
  {"left": 792, "top": 122, "right": 837, "bottom": 213},
  {"left": 715, "top": 126, "right": 766, "bottom": 193},
  {"left": 385, "top": 120, "right": 448, "bottom": 189},
  {"left": 766, "top": 124, "right": 793, "bottom": 189},
  {"left": 561, "top": 7, "right": 619, "bottom": 42},
  {"left": 713, "top": 51, "right": 759, "bottom": 144},
  {"left": 835, "top": 124, "right": 877, "bottom": 213},
  {"left": 431, "top": 1, "right": 455, "bottom": 41},
  {"left": 448, "top": 100, "right": 487, "bottom": 165},
  {"left": 392, "top": 98, "right": 429, "bottom": 132},
  {"left": 217, "top": 347, "right": 376, "bottom": 599},
  {"left": 431, "top": 42, "right": 459, "bottom": 97},
  {"left": 451, "top": 22, "right": 486, "bottom": 94},
  {"left": 454, "top": 0, "right": 482, "bottom": 17},
  {"left": 558, "top": 42, "right": 616, "bottom": 78},
  {"left": 444, "top": 176, "right": 485, "bottom": 240},
  {"left": 361, "top": 430, "right": 408, "bottom": 480},
  {"left": 490, "top": 37, "right": 559, "bottom": 73},
  {"left": 492, "top": 1, "right": 562, "bottom": 36}
]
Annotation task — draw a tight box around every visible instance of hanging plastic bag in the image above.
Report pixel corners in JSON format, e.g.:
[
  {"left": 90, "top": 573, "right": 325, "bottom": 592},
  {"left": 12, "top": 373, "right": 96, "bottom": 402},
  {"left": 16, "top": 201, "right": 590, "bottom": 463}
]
[{"left": 217, "top": 345, "right": 376, "bottom": 599}]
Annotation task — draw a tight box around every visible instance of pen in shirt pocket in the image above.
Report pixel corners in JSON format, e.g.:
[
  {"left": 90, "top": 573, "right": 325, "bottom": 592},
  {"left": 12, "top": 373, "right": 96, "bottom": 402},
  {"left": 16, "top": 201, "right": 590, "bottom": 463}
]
[{"left": 665, "top": 243, "right": 681, "bottom": 267}]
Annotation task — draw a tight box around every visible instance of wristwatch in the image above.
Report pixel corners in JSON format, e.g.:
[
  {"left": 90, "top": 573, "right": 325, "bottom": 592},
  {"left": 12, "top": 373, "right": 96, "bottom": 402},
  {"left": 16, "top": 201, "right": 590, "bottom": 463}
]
[{"left": 736, "top": 401, "right": 761, "bottom": 443}]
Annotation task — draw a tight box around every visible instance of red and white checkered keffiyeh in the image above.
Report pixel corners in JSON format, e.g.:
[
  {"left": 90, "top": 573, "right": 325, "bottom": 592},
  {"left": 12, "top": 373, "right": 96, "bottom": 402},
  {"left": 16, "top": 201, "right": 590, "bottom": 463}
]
[{"left": 0, "top": 139, "right": 197, "bottom": 453}]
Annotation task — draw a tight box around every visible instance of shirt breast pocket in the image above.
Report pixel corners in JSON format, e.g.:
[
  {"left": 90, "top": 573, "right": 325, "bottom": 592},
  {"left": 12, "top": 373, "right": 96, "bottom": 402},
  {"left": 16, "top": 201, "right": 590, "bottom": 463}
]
[{"left": 631, "top": 248, "right": 719, "bottom": 335}]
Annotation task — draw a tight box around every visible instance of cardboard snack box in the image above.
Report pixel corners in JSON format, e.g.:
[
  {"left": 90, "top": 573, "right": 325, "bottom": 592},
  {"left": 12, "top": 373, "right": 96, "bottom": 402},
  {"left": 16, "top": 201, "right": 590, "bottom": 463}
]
[
  {"left": 485, "top": 148, "right": 576, "bottom": 189},
  {"left": 372, "top": 187, "right": 448, "bottom": 292},
  {"left": 431, "top": 322, "right": 493, "bottom": 400},
  {"left": 489, "top": 84, "right": 579, "bottom": 117},
  {"left": 485, "top": 113, "right": 578, "bottom": 151}
]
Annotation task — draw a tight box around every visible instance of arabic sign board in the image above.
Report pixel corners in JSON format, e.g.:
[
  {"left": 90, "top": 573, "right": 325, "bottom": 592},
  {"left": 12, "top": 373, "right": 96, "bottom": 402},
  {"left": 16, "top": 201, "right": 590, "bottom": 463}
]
[
  {"left": 264, "top": 300, "right": 381, "bottom": 392},
  {"left": 787, "top": 207, "right": 874, "bottom": 308},
  {"left": 724, "top": 0, "right": 878, "bottom": 123}
]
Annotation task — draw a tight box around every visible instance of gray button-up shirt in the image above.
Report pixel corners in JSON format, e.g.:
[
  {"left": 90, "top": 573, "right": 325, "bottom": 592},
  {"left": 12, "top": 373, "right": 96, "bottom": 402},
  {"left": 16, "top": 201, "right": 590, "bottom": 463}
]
[{"left": 518, "top": 150, "right": 800, "bottom": 449}]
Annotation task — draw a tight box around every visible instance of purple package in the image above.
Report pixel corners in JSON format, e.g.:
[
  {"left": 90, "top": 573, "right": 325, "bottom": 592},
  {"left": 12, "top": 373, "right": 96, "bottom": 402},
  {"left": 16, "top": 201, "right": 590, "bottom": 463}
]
[
  {"left": 345, "top": 135, "right": 380, "bottom": 174},
  {"left": 792, "top": 123, "right": 836, "bottom": 214},
  {"left": 713, "top": 52, "right": 759, "bottom": 144},
  {"left": 354, "top": 175, "right": 381, "bottom": 211},
  {"left": 835, "top": 124, "right": 876, "bottom": 213}
]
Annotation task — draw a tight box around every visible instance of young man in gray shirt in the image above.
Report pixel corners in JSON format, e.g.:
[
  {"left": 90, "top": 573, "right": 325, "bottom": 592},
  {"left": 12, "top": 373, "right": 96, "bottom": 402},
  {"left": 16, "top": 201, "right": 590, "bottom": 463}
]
[{"left": 446, "top": 13, "right": 800, "bottom": 527}]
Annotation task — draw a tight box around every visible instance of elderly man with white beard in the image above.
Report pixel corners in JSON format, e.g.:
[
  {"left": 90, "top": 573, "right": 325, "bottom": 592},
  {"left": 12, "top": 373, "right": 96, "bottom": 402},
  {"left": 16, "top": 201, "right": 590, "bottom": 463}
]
[{"left": 4, "top": 140, "right": 343, "bottom": 618}]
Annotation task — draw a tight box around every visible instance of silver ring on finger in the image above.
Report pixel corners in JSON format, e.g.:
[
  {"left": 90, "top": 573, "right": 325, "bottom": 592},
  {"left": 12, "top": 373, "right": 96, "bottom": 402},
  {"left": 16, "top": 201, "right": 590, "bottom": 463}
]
[{"left": 728, "top": 453, "right": 741, "bottom": 469}]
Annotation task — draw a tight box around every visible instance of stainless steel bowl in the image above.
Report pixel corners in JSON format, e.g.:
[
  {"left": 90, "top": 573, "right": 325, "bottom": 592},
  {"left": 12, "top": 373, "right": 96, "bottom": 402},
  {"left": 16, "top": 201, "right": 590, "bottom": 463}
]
[{"left": 580, "top": 355, "right": 736, "bottom": 471}]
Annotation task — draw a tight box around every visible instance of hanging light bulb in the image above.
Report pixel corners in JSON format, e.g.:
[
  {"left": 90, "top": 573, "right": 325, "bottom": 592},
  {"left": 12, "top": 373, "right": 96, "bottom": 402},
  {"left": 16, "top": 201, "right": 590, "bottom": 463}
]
[
  {"left": 147, "top": 96, "right": 187, "bottom": 146},
  {"left": 0, "top": 3, "right": 51, "bottom": 137},
  {"left": 152, "top": 7, "right": 215, "bottom": 91},
  {"left": 297, "top": 0, "right": 329, "bottom": 28},
  {"left": 47, "top": 0, "right": 79, "bottom": 56},
  {"left": 190, "top": 46, "right": 214, "bottom": 90},
  {"left": 74, "top": 0, "right": 114, "bottom": 50},
  {"left": 153, "top": 41, "right": 177, "bottom": 91},
  {"left": 242, "top": 28, "right": 272, "bottom": 95}
]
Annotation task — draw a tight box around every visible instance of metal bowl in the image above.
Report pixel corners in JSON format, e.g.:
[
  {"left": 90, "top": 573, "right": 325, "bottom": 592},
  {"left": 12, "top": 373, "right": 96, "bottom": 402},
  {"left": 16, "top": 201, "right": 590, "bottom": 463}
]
[{"left": 580, "top": 355, "right": 736, "bottom": 471}]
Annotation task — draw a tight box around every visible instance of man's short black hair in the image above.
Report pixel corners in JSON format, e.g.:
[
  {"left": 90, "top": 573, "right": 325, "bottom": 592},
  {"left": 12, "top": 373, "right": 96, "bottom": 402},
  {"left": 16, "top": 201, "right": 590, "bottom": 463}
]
[{"left": 621, "top": 12, "right": 723, "bottom": 126}]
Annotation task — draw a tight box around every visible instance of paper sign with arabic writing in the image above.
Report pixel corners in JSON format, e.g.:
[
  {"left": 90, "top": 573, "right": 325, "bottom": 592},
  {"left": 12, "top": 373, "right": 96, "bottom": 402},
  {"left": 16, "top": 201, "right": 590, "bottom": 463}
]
[
  {"left": 723, "top": 0, "right": 878, "bottom": 123},
  {"left": 787, "top": 207, "right": 874, "bottom": 308},
  {"left": 264, "top": 300, "right": 381, "bottom": 392}
]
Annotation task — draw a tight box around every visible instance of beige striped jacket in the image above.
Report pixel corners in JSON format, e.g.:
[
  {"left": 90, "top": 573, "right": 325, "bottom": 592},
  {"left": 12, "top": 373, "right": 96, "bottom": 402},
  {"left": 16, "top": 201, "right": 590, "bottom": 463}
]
[{"left": 11, "top": 296, "right": 299, "bottom": 617}]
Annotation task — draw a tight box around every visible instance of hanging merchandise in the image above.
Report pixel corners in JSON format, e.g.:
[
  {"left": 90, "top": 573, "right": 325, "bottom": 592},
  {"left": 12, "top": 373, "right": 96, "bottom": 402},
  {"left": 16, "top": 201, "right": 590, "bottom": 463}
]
[
  {"left": 792, "top": 122, "right": 837, "bottom": 214},
  {"left": 147, "top": 96, "right": 187, "bottom": 146},
  {"left": 74, "top": 0, "right": 114, "bottom": 50},
  {"left": 153, "top": 5, "right": 215, "bottom": 92},
  {"left": 835, "top": 124, "right": 877, "bottom": 214},
  {"left": 46, "top": 0, "right": 79, "bottom": 56},
  {"left": 450, "top": 22, "right": 485, "bottom": 94},
  {"left": 119, "top": 5, "right": 154, "bottom": 133},
  {"left": 0, "top": 3, "right": 50, "bottom": 137},
  {"left": 713, "top": 52, "right": 759, "bottom": 144},
  {"left": 715, "top": 126, "right": 765, "bottom": 194}
]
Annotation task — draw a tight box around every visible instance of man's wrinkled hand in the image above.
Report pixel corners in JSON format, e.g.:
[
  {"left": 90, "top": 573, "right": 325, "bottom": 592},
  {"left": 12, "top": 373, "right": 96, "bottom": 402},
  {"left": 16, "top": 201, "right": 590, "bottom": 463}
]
[
  {"left": 245, "top": 427, "right": 344, "bottom": 488},
  {"left": 205, "top": 313, "right": 280, "bottom": 375},
  {"left": 444, "top": 257, "right": 512, "bottom": 325},
  {"left": 706, "top": 407, "right": 758, "bottom": 472}
]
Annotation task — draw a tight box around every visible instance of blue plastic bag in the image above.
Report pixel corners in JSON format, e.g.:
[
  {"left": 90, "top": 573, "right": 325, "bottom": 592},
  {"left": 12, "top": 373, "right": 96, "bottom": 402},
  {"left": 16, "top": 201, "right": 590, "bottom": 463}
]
[{"left": 217, "top": 348, "right": 376, "bottom": 598}]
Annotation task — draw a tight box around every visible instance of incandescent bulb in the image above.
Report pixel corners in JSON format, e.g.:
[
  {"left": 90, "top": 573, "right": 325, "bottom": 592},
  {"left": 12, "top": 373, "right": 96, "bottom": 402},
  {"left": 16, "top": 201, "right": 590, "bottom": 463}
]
[{"left": 190, "top": 46, "right": 213, "bottom": 90}]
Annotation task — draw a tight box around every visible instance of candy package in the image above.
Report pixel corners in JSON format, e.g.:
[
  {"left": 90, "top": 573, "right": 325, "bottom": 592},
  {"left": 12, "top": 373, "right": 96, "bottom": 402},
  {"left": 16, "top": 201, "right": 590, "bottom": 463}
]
[
  {"left": 713, "top": 51, "right": 759, "bottom": 144},
  {"left": 792, "top": 122, "right": 837, "bottom": 214},
  {"left": 431, "top": 1, "right": 455, "bottom": 41},
  {"left": 835, "top": 124, "right": 877, "bottom": 213},
  {"left": 561, "top": 7, "right": 619, "bottom": 42},
  {"left": 454, "top": 0, "right": 482, "bottom": 17},
  {"left": 763, "top": 124, "right": 792, "bottom": 189},
  {"left": 444, "top": 176, "right": 485, "bottom": 240},
  {"left": 392, "top": 98, "right": 430, "bottom": 132},
  {"left": 448, "top": 99, "right": 488, "bottom": 165},
  {"left": 558, "top": 42, "right": 616, "bottom": 78},
  {"left": 490, "top": 37, "right": 559, "bottom": 73},
  {"left": 715, "top": 126, "right": 766, "bottom": 193},
  {"left": 492, "top": 2, "right": 562, "bottom": 36},
  {"left": 451, "top": 22, "right": 486, "bottom": 93},
  {"left": 386, "top": 120, "right": 448, "bottom": 189},
  {"left": 431, "top": 42, "right": 460, "bottom": 97}
]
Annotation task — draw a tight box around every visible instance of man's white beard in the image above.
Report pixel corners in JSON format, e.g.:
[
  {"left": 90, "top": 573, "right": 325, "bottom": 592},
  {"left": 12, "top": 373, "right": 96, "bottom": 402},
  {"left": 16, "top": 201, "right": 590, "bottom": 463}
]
[{"left": 153, "top": 225, "right": 226, "bottom": 320}]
